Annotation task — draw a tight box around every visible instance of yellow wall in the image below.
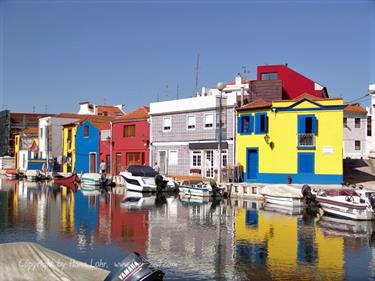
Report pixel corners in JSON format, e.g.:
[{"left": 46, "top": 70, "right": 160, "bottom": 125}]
[
  {"left": 236, "top": 98, "right": 343, "bottom": 183},
  {"left": 14, "top": 134, "right": 20, "bottom": 168},
  {"left": 63, "top": 125, "right": 77, "bottom": 173}
]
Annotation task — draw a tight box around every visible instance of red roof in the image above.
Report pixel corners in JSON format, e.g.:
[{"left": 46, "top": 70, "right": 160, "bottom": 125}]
[
  {"left": 23, "top": 128, "right": 38, "bottom": 136},
  {"left": 237, "top": 99, "right": 272, "bottom": 111},
  {"left": 97, "top": 105, "right": 125, "bottom": 117},
  {"left": 344, "top": 103, "right": 367, "bottom": 113},
  {"left": 113, "top": 106, "right": 149, "bottom": 123}
]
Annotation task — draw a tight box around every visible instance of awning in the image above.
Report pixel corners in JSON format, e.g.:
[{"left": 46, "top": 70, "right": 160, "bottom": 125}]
[{"left": 188, "top": 142, "right": 228, "bottom": 150}]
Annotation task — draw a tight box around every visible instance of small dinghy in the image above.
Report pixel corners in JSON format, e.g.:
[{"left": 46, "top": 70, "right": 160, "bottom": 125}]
[
  {"left": 0, "top": 242, "right": 164, "bottom": 281},
  {"left": 81, "top": 173, "right": 114, "bottom": 190},
  {"left": 53, "top": 173, "right": 80, "bottom": 185},
  {"left": 179, "top": 180, "right": 210, "bottom": 198},
  {"left": 260, "top": 185, "right": 304, "bottom": 207}
]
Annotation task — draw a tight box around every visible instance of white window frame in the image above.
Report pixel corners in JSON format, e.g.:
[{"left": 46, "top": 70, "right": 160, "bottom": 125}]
[
  {"left": 187, "top": 115, "right": 196, "bottom": 130},
  {"left": 191, "top": 150, "right": 202, "bottom": 168},
  {"left": 163, "top": 117, "right": 172, "bottom": 132},
  {"left": 169, "top": 150, "right": 178, "bottom": 165},
  {"left": 204, "top": 113, "right": 214, "bottom": 129},
  {"left": 221, "top": 149, "right": 228, "bottom": 167}
]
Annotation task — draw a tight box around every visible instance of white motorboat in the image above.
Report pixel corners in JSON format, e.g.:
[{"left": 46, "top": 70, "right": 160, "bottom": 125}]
[
  {"left": 120, "top": 165, "right": 157, "bottom": 192},
  {"left": 260, "top": 185, "right": 304, "bottom": 207},
  {"left": 179, "top": 181, "right": 210, "bottom": 198},
  {"left": 81, "top": 173, "right": 101, "bottom": 186},
  {"left": 121, "top": 191, "right": 156, "bottom": 210},
  {"left": 316, "top": 189, "right": 375, "bottom": 220}
]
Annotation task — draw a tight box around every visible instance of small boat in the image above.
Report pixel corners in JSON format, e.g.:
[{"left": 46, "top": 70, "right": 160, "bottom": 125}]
[
  {"left": 80, "top": 173, "right": 102, "bottom": 186},
  {"left": 179, "top": 181, "right": 210, "bottom": 197},
  {"left": 260, "top": 185, "right": 304, "bottom": 207},
  {"left": 316, "top": 189, "right": 375, "bottom": 220},
  {"left": 120, "top": 165, "right": 157, "bottom": 192},
  {"left": 53, "top": 173, "right": 80, "bottom": 185}
]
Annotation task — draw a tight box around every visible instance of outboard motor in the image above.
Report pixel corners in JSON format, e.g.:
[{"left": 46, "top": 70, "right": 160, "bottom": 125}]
[
  {"left": 155, "top": 174, "right": 168, "bottom": 192},
  {"left": 104, "top": 252, "right": 164, "bottom": 281},
  {"left": 301, "top": 184, "right": 316, "bottom": 205},
  {"left": 370, "top": 193, "right": 375, "bottom": 209}
]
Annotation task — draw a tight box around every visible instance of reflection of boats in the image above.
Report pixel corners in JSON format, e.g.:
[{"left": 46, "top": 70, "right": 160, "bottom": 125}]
[
  {"left": 180, "top": 195, "right": 209, "bottom": 205},
  {"left": 0, "top": 242, "right": 164, "bottom": 281},
  {"left": 25, "top": 170, "right": 49, "bottom": 181},
  {"left": 61, "top": 183, "right": 78, "bottom": 192},
  {"left": 81, "top": 173, "right": 102, "bottom": 186},
  {"left": 120, "top": 165, "right": 157, "bottom": 192},
  {"left": 316, "top": 189, "right": 375, "bottom": 220},
  {"left": 79, "top": 186, "right": 100, "bottom": 196},
  {"left": 121, "top": 191, "right": 156, "bottom": 210},
  {"left": 5, "top": 169, "right": 22, "bottom": 179},
  {"left": 53, "top": 173, "right": 80, "bottom": 185},
  {"left": 317, "top": 215, "right": 374, "bottom": 238},
  {"left": 260, "top": 185, "right": 304, "bottom": 207},
  {"left": 263, "top": 202, "right": 303, "bottom": 216}
]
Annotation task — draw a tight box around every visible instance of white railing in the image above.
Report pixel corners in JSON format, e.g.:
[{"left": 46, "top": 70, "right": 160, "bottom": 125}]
[{"left": 298, "top": 133, "right": 315, "bottom": 148}]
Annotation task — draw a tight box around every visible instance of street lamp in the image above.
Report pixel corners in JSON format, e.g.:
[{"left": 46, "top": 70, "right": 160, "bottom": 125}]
[{"left": 217, "top": 82, "right": 225, "bottom": 183}]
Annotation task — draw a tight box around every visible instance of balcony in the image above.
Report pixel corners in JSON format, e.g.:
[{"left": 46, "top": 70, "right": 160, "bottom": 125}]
[{"left": 298, "top": 133, "right": 315, "bottom": 149}]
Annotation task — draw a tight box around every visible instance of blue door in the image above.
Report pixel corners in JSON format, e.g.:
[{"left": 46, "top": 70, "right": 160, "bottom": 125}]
[
  {"left": 246, "top": 149, "right": 258, "bottom": 181},
  {"left": 298, "top": 152, "right": 315, "bottom": 174}
]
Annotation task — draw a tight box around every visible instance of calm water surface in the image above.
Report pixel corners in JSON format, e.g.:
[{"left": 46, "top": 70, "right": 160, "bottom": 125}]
[{"left": 1, "top": 177, "right": 375, "bottom": 281}]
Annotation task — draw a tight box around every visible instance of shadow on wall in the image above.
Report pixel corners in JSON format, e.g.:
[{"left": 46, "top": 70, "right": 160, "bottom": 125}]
[{"left": 343, "top": 159, "right": 375, "bottom": 184}]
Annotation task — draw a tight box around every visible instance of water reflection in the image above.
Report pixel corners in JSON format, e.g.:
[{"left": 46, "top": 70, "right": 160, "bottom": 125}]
[{"left": 1, "top": 178, "right": 375, "bottom": 280}]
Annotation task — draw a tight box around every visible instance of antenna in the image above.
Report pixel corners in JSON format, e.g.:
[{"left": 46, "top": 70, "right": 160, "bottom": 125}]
[
  {"left": 165, "top": 84, "right": 169, "bottom": 99},
  {"left": 45, "top": 104, "right": 48, "bottom": 113},
  {"left": 195, "top": 53, "right": 200, "bottom": 94},
  {"left": 242, "top": 66, "right": 251, "bottom": 78},
  {"left": 176, "top": 84, "right": 179, "bottom": 100},
  {"left": 32, "top": 106, "right": 35, "bottom": 113},
  {"left": 157, "top": 92, "right": 160, "bottom": 102},
  {"left": 103, "top": 98, "right": 107, "bottom": 105}
]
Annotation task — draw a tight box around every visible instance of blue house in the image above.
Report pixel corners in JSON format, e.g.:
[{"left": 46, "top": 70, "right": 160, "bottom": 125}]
[{"left": 75, "top": 118, "right": 110, "bottom": 173}]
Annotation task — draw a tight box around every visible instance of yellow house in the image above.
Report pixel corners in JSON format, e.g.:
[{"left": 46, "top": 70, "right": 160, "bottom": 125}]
[
  {"left": 236, "top": 95, "right": 344, "bottom": 184},
  {"left": 62, "top": 123, "right": 77, "bottom": 173}
]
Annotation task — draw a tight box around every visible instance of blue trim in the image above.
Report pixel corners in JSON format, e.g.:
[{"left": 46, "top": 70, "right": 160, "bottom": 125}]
[
  {"left": 255, "top": 112, "right": 268, "bottom": 134},
  {"left": 238, "top": 114, "right": 254, "bottom": 135},
  {"left": 246, "top": 148, "right": 258, "bottom": 181},
  {"left": 275, "top": 106, "right": 344, "bottom": 112},
  {"left": 298, "top": 152, "right": 315, "bottom": 174},
  {"left": 243, "top": 172, "right": 342, "bottom": 184}
]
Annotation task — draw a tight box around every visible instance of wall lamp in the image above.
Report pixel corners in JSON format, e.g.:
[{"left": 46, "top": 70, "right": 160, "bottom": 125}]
[{"left": 264, "top": 134, "right": 270, "bottom": 144}]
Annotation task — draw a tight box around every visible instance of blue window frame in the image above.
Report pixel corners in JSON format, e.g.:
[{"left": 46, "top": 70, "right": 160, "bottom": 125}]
[
  {"left": 255, "top": 113, "right": 268, "bottom": 134},
  {"left": 238, "top": 114, "right": 254, "bottom": 135},
  {"left": 297, "top": 115, "right": 317, "bottom": 149}
]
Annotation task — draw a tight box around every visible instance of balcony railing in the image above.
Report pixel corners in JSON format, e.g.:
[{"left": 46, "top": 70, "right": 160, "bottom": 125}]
[{"left": 298, "top": 133, "right": 315, "bottom": 148}]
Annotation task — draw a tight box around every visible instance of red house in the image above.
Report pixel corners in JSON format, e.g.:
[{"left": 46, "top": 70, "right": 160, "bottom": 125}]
[
  {"left": 110, "top": 106, "right": 150, "bottom": 175},
  {"left": 257, "top": 64, "right": 329, "bottom": 99}
]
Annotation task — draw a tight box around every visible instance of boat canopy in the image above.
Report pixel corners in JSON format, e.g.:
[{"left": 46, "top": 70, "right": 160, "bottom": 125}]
[
  {"left": 260, "top": 185, "right": 303, "bottom": 199},
  {"left": 127, "top": 165, "right": 157, "bottom": 177}
]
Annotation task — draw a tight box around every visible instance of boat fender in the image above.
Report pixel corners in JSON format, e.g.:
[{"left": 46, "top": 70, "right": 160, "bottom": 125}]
[
  {"left": 370, "top": 193, "right": 375, "bottom": 209},
  {"left": 345, "top": 196, "right": 353, "bottom": 202},
  {"left": 104, "top": 252, "right": 164, "bottom": 281}
]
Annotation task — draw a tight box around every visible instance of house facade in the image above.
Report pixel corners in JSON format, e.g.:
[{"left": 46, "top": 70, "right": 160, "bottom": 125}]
[
  {"left": 150, "top": 93, "right": 236, "bottom": 179},
  {"left": 62, "top": 123, "right": 77, "bottom": 173},
  {"left": 236, "top": 96, "right": 344, "bottom": 184},
  {"left": 15, "top": 128, "right": 41, "bottom": 171},
  {"left": 109, "top": 106, "right": 150, "bottom": 175},
  {"left": 343, "top": 104, "right": 367, "bottom": 159}
]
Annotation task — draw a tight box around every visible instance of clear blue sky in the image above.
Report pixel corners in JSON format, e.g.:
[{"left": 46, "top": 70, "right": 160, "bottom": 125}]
[{"left": 1, "top": 0, "right": 374, "bottom": 113}]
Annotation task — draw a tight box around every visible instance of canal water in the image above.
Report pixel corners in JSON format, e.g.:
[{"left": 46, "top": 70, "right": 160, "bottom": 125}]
[{"left": 1, "top": 177, "right": 375, "bottom": 281}]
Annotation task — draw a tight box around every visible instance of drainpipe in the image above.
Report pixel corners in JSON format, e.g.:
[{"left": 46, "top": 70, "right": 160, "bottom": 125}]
[
  {"left": 110, "top": 121, "right": 113, "bottom": 176},
  {"left": 149, "top": 116, "right": 152, "bottom": 167}
]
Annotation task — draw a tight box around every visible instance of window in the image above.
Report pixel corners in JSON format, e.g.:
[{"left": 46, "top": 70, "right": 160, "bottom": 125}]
[
  {"left": 297, "top": 115, "right": 317, "bottom": 148},
  {"left": 238, "top": 114, "right": 254, "bottom": 134},
  {"left": 84, "top": 126, "right": 89, "bottom": 137},
  {"left": 343, "top": 118, "right": 347, "bottom": 127},
  {"left": 355, "top": 140, "right": 361, "bottom": 151},
  {"left": 255, "top": 113, "right": 268, "bottom": 134},
  {"left": 368, "top": 116, "right": 372, "bottom": 136},
  {"left": 261, "top": 72, "right": 278, "bottom": 81},
  {"left": 123, "top": 125, "right": 136, "bottom": 137},
  {"left": 67, "top": 129, "right": 72, "bottom": 141},
  {"left": 191, "top": 151, "right": 202, "bottom": 167},
  {"left": 187, "top": 115, "right": 196, "bottom": 130},
  {"left": 169, "top": 150, "right": 178, "bottom": 165},
  {"left": 222, "top": 150, "right": 228, "bottom": 167},
  {"left": 205, "top": 113, "right": 214, "bottom": 128},
  {"left": 355, "top": 118, "right": 361, "bottom": 128},
  {"left": 163, "top": 117, "right": 171, "bottom": 131}
]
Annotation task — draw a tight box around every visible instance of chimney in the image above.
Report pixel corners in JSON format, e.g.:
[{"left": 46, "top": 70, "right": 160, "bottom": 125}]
[{"left": 235, "top": 73, "right": 242, "bottom": 85}]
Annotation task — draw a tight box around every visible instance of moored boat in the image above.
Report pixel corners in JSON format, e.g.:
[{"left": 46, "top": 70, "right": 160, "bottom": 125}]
[
  {"left": 53, "top": 173, "right": 80, "bottom": 185},
  {"left": 120, "top": 165, "right": 157, "bottom": 192},
  {"left": 260, "top": 185, "right": 304, "bottom": 207},
  {"left": 316, "top": 189, "right": 375, "bottom": 220},
  {"left": 179, "top": 181, "right": 210, "bottom": 198}
]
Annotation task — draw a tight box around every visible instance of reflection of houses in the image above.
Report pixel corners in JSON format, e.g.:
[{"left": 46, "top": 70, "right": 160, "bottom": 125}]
[
  {"left": 146, "top": 199, "right": 235, "bottom": 279},
  {"left": 14, "top": 128, "right": 41, "bottom": 170},
  {"left": 110, "top": 106, "right": 150, "bottom": 175},
  {"left": 343, "top": 104, "right": 368, "bottom": 159},
  {"left": 236, "top": 96, "right": 344, "bottom": 184},
  {"left": 234, "top": 206, "right": 344, "bottom": 280}
]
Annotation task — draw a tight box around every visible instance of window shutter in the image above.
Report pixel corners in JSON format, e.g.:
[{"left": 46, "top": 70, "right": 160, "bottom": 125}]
[
  {"left": 312, "top": 116, "right": 317, "bottom": 134},
  {"left": 298, "top": 116, "right": 306, "bottom": 134},
  {"left": 249, "top": 115, "right": 254, "bottom": 133},
  {"left": 265, "top": 115, "right": 268, "bottom": 133},
  {"left": 237, "top": 116, "right": 243, "bottom": 133}
]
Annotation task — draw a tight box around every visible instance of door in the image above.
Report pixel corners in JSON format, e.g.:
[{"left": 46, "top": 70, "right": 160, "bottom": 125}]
[
  {"left": 115, "top": 153, "right": 122, "bottom": 175},
  {"left": 159, "top": 151, "right": 166, "bottom": 174},
  {"left": 298, "top": 152, "right": 315, "bottom": 174},
  {"left": 246, "top": 149, "right": 258, "bottom": 181},
  {"left": 126, "top": 152, "right": 142, "bottom": 168},
  {"left": 205, "top": 150, "right": 214, "bottom": 178},
  {"left": 90, "top": 153, "right": 96, "bottom": 173},
  {"left": 105, "top": 154, "right": 110, "bottom": 174}
]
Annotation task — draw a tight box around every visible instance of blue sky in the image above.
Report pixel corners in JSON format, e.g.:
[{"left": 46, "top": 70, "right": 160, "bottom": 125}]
[{"left": 1, "top": 0, "right": 374, "bottom": 113}]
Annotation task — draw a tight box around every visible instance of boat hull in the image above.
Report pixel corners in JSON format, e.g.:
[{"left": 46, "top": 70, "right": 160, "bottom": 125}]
[
  {"left": 318, "top": 199, "right": 375, "bottom": 220},
  {"left": 179, "top": 185, "right": 210, "bottom": 197},
  {"left": 53, "top": 174, "right": 79, "bottom": 185},
  {"left": 264, "top": 194, "right": 304, "bottom": 207}
]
